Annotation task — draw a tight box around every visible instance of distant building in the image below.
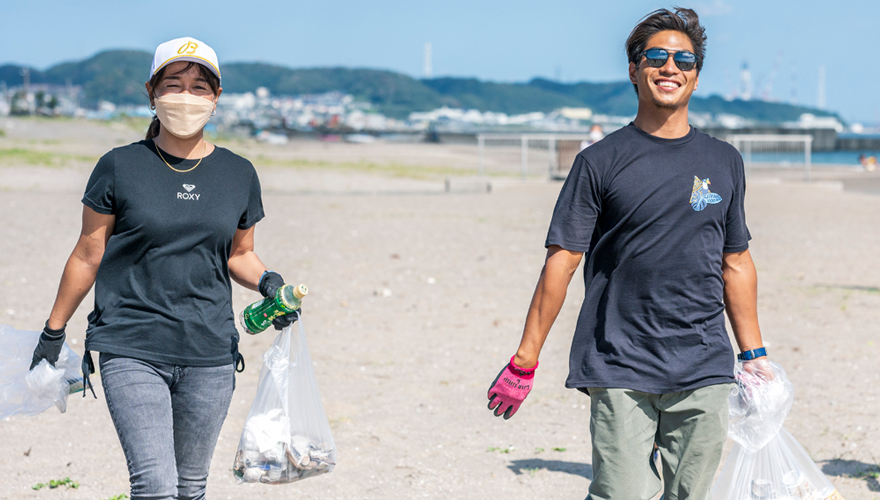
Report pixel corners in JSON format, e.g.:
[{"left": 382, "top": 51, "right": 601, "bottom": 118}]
[
  {"left": 559, "top": 107, "right": 593, "bottom": 121},
  {"left": 0, "top": 83, "right": 81, "bottom": 117}
]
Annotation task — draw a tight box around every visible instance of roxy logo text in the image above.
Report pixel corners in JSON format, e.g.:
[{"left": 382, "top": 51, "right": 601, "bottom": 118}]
[{"left": 178, "top": 184, "right": 200, "bottom": 200}]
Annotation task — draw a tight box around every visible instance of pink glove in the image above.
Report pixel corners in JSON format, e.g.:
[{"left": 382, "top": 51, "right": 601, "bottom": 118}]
[{"left": 487, "top": 356, "right": 538, "bottom": 420}]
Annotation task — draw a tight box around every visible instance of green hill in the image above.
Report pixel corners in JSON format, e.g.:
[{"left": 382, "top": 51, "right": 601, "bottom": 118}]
[
  {"left": 688, "top": 95, "right": 831, "bottom": 123},
  {"left": 0, "top": 49, "right": 840, "bottom": 123},
  {"left": 221, "top": 64, "right": 451, "bottom": 118},
  {"left": 1, "top": 50, "right": 150, "bottom": 107},
  {"left": 525, "top": 78, "right": 640, "bottom": 116},
  {"left": 421, "top": 77, "right": 584, "bottom": 115}
]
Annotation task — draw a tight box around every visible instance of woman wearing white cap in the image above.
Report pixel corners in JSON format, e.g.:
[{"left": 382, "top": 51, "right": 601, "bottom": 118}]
[{"left": 28, "top": 37, "right": 297, "bottom": 499}]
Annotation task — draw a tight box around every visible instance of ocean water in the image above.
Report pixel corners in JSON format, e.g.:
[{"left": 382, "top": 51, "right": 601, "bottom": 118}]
[{"left": 743, "top": 150, "right": 879, "bottom": 167}]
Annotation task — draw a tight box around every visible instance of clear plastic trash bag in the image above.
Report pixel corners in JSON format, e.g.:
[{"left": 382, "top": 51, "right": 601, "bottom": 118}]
[
  {"left": 0, "top": 324, "right": 82, "bottom": 420},
  {"left": 728, "top": 360, "right": 794, "bottom": 452},
  {"left": 711, "top": 427, "right": 844, "bottom": 500},
  {"left": 712, "top": 360, "right": 844, "bottom": 500},
  {"left": 233, "top": 316, "right": 336, "bottom": 484}
]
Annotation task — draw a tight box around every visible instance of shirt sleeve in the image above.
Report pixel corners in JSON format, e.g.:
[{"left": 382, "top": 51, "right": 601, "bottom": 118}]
[
  {"left": 723, "top": 154, "right": 751, "bottom": 253},
  {"left": 544, "top": 153, "right": 603, "bottom": 252},
  {"left": 82, "top": 152, "right": 116, "bottom": 214},
  {"left": 238, "top": 166, "right": 265, "bottom": 229}
]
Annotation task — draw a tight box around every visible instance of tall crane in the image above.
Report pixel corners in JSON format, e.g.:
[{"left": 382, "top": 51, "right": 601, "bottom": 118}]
[
  {"left": 740, "top": 62, "right": 752, "bottom": 100},
  {"left": 760, "top": 50, "right": 783, "bottom": 101}
]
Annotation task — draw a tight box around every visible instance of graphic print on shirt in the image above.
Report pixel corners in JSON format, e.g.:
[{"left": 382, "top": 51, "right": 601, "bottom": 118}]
[
  {"left": 689, "top": 176, "right": 721, "bottom": 211},
  {"left": 177, "top": 184, "right": 200, "bottom": 201}
]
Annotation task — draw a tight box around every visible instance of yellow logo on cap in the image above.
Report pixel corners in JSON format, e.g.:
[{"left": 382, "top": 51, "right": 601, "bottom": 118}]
[{"left": 177, "top": 41, "right": 198, "bottom": 55}]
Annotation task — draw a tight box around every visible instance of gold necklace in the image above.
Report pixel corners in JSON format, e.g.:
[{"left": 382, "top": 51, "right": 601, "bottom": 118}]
[{"left": 155, "top": 140, "right": 207, "bottom": 173}]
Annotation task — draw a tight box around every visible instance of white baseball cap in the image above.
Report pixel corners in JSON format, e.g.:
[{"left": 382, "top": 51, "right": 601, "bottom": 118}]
[{"left": 149, "top": 37, "right": 221, "bottom": 82}]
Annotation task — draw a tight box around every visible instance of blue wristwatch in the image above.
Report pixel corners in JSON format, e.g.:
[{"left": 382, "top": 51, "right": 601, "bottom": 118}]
[{"left": 737, "top": 347, "right": 767, "bottom": 361}]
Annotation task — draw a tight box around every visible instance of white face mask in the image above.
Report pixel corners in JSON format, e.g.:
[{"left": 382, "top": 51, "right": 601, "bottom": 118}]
[{"left": 154, "top": 93, "right": 215, "bottom": 140}]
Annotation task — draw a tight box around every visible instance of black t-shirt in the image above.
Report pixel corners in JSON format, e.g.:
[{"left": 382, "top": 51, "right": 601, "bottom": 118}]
[
  {"left": 546, "top": 124, "right": 750, "bottom": 394},
  {"left": 82, "top": 140, "right": 264, "bottom": 366}
]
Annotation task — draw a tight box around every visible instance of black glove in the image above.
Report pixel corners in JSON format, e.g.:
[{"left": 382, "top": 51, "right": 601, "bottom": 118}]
[
  {"left": 272, "top": 308, "right": 300, "bottom": 331},
  {"left": 259, "top": 271, "right": 285, "bottom": 299},
  {"left": 30, "top": 321, "right": 66, "bottom": 370}
]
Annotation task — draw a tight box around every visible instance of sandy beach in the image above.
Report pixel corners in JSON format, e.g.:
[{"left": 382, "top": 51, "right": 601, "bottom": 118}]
[{"left": 1, "top": 117, "right": 879, "bottom": 500}]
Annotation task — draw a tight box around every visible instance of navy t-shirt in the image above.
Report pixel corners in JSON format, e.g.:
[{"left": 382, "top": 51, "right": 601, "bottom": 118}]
[
  {"left": 82, "top": 140, "right": 264, "bottom": 366},
  {"left": 546, "top": 124, "right": 750, "bottom": 394}
]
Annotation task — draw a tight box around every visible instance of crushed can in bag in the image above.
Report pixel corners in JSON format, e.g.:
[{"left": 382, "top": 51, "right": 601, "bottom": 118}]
[
  {"left": 712, "top": 428, "right": 846, "bottom": 500},
  {"left": 233, "top": 315, "right": 336, "bottom": 485},
  {"left": 711, "top": 361, "right": 845, "bottom": 500},
  {"left": 240, "top": 284, "right": 308, "bottom": 335}
]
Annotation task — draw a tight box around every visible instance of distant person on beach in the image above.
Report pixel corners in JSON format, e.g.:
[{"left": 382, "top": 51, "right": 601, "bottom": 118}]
[
  {"left": 28, "top": 37, "right": 301, "bottom": 499},
  {"left": 859, "top": 153, "right": 877, "bottom": 171},
  {"left": 580, "top": 123, "right": 605, "bottom": 151},
  {"left": 487, "top": 8, "right": 771, "bottom": 500}
]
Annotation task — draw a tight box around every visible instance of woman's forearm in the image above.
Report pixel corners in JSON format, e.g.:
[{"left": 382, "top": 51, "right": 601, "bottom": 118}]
[
  {"left": 47, "top": 249, "right": 102, "bottom": 329},
  {"left": 228, "top": 250, "right": 268, "bottom": 292},
  {"left": 47, "top": 207, "right": 114, "bottom": 330}
]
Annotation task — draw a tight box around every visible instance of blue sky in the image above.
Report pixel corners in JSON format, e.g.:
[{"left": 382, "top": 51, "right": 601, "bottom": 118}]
[{"left": 1, "top": 1, "right": 877, "bottom": 123}]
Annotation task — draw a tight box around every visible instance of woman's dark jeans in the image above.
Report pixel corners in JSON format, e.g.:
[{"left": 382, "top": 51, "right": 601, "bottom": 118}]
[{"left": 99, "top": 353, "right": 234, "bottom": 500}]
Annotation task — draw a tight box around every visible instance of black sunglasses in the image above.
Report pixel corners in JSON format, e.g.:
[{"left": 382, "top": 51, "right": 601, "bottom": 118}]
[{"left": 640, "top": 48, "right": 698, "bottom": 71}]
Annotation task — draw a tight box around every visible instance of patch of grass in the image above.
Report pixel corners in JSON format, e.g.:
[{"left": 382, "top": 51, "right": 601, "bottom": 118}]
[
  {"left": 0, "top": 148, "right": 58, "bottom": 166},
  {"left": 487, "top": 446, "right": 514, "bottom": 454},
  {"left": 101, "top": 115, "right": 152, "bottom": 135},
  {"left": 206, "top": 129, "right": 246, "bottom": 144},
  {"left": 14, "top": 115, "right": 78, "bottom": 123},
  {"left": 328, "top": 416, "right": 352, "bottom": 427},
  {"left": 101, "top": 495, "right": 129, "bottom": 500},
  {"left": 0, "top": 148, "right": 97, "bottom": 167},
  {"left": 845, "top": 463, "right": 880, "bottom": 480},
  {"left": 26, "top": 139, "right": 62, "bottom": 145},
  {"left": 0, "top": 129, "right": 6, "bottom": 137},
  {"left": 813, "top": 284, "right": 880, "bottom": 294},
  {"left": 32, "top": 477, "right": 79, "bottom": 490},
  {"left": 253, "top": 155, "right": 505, "bottom": 180},
  {"left": 552, "top": 447, "right": 567, "bottom": 452},
  {"left": 534, "top": 447, "right": 545, "bottom": 453}
]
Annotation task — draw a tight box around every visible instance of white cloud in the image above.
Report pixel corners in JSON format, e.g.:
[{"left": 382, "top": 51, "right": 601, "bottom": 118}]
[{"left": 693, "top": 0, "right": 734, "bottom": 17}]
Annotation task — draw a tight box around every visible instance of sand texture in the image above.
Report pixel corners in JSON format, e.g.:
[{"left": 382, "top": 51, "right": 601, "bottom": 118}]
[{"left": 0, "top": 117, "right": 879, "bottom": 500}]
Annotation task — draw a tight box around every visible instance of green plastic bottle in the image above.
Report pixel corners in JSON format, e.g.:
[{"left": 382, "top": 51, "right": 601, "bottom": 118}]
[{"left": 240, "top": 284, "right": 308, "bottom": 335}]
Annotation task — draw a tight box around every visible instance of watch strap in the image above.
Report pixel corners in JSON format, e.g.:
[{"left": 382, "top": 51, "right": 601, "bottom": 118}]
[{"left": 737, "top": 347, "right": 767, "bottom": 361}]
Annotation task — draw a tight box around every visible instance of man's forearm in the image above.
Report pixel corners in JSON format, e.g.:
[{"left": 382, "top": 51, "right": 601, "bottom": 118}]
[
  {"left": 514, "top": 246, "right": 583, "bottom": 368},
  {"left": 722, "top": 249, "right": 764, "bottom": 353}
]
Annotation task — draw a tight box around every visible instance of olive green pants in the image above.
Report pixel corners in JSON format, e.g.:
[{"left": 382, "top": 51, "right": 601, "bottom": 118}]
[{"left": 586, "top": 383, "right": 732, "bottom": 500}]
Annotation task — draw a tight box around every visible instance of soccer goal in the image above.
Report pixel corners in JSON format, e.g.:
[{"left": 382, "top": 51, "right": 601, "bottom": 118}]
[
  {"left": 476, "top": 134, "right": 594, "bottom": 180},
  {"left": 728, "top": 134, "right": 813, "bottom": 181}
]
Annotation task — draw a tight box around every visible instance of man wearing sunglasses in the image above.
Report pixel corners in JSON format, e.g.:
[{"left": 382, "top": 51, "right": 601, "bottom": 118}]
[{"left": 487, "top": 7, "right": 770, "bottom": 500}]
